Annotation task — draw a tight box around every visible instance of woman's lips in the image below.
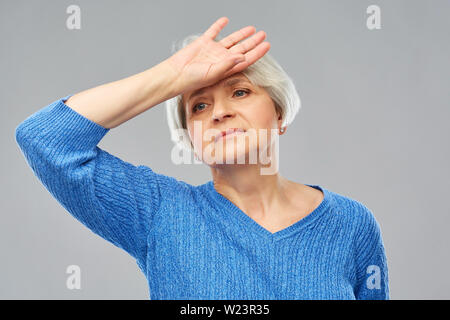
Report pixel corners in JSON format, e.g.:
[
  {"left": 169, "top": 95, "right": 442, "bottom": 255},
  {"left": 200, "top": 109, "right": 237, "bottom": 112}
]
[{"left": 214, "top": 128, "right": 246, "bottom": 142}]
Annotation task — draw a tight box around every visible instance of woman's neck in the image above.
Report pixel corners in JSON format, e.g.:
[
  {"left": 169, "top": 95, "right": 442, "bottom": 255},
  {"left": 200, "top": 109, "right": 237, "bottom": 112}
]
[{"left": 210, "top": 164, "right": 293, "bottom": 220}]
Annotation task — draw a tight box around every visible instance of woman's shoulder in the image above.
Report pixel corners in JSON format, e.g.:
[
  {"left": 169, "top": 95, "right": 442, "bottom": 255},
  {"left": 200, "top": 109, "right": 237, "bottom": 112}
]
[
  {"left": 324, "top": 186, "right": 381, "bottom": 232},
  {"left": 326, "top": 187, "right": 372, "bottom": 212}
]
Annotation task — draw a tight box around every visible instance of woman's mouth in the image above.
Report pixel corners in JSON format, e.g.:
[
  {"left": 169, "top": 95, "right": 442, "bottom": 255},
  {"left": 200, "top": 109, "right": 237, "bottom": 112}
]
[{"left": 214, "top": 128, "right": 246, "bottom": 142}]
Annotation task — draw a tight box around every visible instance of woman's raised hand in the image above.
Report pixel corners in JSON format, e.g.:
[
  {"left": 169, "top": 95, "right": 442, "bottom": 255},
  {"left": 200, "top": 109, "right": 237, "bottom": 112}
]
[{"left": 165, "top": 16, "right": 271, "bottom": 95}]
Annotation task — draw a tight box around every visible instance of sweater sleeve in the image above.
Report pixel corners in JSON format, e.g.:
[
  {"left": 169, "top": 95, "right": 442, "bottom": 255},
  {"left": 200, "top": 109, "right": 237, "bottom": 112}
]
[
  {"left": 352, "top": 204, "right": 390, "bottom": 300},
  {"left": 14, "top": 94, "right": 167, "bottom": 272}
]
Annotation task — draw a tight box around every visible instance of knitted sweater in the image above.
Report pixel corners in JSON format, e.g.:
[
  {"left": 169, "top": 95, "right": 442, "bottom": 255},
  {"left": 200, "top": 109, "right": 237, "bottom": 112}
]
[{"left": 15, "top": 94, "right": 389, "bottom": 300}]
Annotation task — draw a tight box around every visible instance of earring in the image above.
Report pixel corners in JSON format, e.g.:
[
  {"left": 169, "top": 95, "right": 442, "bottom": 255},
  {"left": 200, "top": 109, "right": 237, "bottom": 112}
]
[{"left": 279, "top": 127, "right": 285, "bottom": 133}]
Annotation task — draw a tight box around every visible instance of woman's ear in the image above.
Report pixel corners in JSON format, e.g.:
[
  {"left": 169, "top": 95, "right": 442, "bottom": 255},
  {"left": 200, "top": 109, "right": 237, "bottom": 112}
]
[
  {"left": 275, "top": 103, "right": 283, "bottom": 122},
  {"left": 277, "top": 113, "right": 283, "bottom": 133}
]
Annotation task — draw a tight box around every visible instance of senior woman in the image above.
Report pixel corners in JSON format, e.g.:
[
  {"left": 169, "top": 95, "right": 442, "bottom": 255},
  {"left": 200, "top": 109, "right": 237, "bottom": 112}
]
[{"left": 15, "top": 17, "right": 389, "bottom": 300}]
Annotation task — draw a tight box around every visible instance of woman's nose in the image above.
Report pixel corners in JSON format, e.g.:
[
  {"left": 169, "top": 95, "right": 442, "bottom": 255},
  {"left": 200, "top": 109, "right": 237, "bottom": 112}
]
[{"left": 211, "top": 102, "right": 234, "bottom": 122}]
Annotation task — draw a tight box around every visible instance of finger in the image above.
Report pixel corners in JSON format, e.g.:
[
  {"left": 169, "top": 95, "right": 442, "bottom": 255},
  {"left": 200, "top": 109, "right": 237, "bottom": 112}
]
[
  {"left": 218, "top": 26, "right": 256, "bottom": 49},
  {"left": 226, "top": 41, "right": 271, "bottom": 75},
  {"left": 203, "top": 16, "right": 229, "bottom": 40},
  {"left": 229, "top": 30, "right": 267, "bottom": 55}
]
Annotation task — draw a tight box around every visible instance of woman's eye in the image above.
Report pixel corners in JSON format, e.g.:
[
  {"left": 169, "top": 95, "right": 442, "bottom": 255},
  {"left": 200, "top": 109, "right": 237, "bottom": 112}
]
[
  {"left": 192, "top": 103, "right": 206, "bottom": 113},
  {"left": 233, "top": 89, "right": 249, "bottom": 97},
  {"left": 192, "top": 90, "right": 249, "bottom": 113}
]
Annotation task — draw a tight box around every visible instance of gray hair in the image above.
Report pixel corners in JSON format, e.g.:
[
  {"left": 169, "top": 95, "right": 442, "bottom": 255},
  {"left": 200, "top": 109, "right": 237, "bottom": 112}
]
[{"left": 165, "top": 33, "right": 301, "bottom": 154}]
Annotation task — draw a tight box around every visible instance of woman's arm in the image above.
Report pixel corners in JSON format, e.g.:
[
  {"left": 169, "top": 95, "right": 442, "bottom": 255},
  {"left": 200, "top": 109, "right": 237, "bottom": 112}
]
[
  {"left": 353, "top": 206, "right": 390, "bottom": 300},
  {"left": 15, "top": 57, "right": 185, "bottom": 272},
  {"left": 64, "top": 60, "right": 179, "bottom": 129},
  {"left": 14, "top": 60, "right": 184, "bottom": 270}
]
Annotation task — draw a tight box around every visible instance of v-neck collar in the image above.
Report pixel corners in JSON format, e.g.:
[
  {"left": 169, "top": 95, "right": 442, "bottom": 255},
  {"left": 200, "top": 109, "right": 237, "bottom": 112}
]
[{"left": 202, "top": 180, "right": 332, "bottom": 242}]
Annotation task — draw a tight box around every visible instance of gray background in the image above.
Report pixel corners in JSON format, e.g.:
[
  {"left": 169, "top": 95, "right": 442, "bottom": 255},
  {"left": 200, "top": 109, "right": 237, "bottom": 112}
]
[{"left": 1, "top": 0, "right": 449, "bottom": 299}]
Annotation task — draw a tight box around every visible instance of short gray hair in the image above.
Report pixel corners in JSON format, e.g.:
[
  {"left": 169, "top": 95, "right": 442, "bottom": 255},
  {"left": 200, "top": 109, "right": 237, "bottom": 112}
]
[{"left": 165, "top": 33, "right": 301, "bottom": 154}]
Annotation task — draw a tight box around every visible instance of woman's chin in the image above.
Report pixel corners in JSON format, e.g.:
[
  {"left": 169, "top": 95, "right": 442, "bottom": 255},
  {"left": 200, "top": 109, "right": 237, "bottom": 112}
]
[{"left": 204, "top": 146, "right": 262, "bottom": 167}]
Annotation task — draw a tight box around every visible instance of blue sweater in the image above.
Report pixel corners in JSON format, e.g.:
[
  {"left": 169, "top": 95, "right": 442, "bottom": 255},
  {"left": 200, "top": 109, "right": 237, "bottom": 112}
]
[{"left": 15, "top": 94, "right": 389, "bottom": 300}]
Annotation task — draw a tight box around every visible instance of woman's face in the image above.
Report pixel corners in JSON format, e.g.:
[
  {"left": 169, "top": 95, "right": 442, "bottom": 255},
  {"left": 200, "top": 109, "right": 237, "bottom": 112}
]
[{"left": 182, "top": 72, "right": 282, "bottom": 167}]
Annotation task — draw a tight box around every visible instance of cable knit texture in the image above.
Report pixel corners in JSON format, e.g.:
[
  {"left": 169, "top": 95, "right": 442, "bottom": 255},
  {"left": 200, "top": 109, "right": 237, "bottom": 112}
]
[{"left": 15, "top": 95, "right": 389, "bottom": 300}]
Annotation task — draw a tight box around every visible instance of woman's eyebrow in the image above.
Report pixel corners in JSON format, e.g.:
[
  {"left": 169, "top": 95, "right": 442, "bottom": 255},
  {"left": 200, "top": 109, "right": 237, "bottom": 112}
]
[{"left": 186, "top": 77, "right": 250, "bottom": 103}]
